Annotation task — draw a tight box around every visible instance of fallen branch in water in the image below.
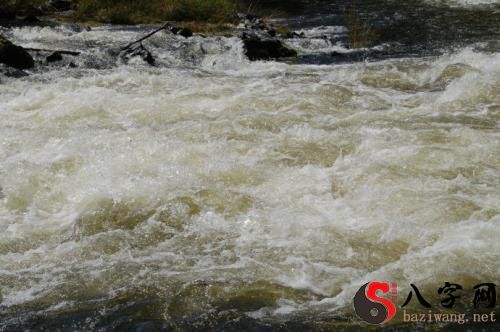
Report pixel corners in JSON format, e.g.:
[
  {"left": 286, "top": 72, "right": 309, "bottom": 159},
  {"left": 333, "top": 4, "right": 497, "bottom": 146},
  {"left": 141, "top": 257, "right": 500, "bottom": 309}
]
[
  {"left": 24, "top": 48, "right": 81, "bottom": 56},
  {"left": 121, "top": 23, "right": 171, "bottom": 50},
  {"left": 122, "top": 43, "right": 155, "bottom": 66}
]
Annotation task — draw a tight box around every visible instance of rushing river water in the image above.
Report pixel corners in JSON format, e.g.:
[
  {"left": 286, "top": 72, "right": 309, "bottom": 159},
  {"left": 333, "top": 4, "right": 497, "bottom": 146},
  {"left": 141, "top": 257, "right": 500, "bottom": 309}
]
[{"left": 1, "top": 0, "right": 500, "bottom": 330}]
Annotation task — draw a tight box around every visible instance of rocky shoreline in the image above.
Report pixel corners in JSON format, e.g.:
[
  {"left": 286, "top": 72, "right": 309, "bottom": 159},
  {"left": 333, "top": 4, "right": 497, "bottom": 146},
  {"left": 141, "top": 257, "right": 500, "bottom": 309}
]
[
  {"left": 2, "top": 0, "right": 499, "bottom": 77},
  {"left": 0, "top": 12, "right": 303, "bottom": 78}
]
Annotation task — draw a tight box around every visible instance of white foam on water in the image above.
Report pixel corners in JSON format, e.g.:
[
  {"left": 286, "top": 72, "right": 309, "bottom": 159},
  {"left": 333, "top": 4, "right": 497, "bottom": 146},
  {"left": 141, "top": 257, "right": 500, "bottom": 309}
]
[{"left": 0, "top": 25, "right": 499, "bottom": 325}]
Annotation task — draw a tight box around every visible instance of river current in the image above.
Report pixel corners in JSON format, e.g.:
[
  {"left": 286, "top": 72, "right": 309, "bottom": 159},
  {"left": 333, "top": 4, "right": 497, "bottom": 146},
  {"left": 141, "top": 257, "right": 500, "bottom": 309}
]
[{"left": 0, "top": 0, "right": 499, "bottom": 330}]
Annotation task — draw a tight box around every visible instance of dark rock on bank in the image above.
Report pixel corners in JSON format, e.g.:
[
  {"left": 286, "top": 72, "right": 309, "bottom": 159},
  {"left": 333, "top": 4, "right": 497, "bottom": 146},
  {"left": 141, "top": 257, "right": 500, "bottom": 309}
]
[
  {"left": 243, "top": 36, "right": 297, "bottom": 61},
  {"left": 238, "top": 13, "right": 268, "bottom": 31},
  {"left": 169, "top": 26, "right": 193, "bottom": 38},
  {"left": 238, "top": 12, "right": 281, "bottom": 39},
  {"left": 178, "top": 28, "right": 193, "bottom": 38},
  {"left": 0, "top": 35, "right": 34, "bottom": 69},
  {"left": 237, "top": 12, "right": 298, "bottom": 61}
]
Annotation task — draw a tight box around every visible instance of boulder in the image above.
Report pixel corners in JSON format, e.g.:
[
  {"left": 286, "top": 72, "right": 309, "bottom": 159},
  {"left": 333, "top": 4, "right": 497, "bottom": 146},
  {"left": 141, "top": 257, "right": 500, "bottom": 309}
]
[
  {"left": 178, "top": 28, "right": 193, "bottom": 39},
  {"left": 169, "top": 26, "right": 193, "bottom": 38},
  {"left": 0, "top": 35, "right": 34, "bottom": 70},
  {"left": 242, "top": 37, "right": 297, "bottom": 61}
]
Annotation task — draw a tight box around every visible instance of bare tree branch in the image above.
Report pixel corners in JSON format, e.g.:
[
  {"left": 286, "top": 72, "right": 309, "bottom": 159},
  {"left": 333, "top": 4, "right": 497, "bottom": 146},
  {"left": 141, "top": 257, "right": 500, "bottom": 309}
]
[
  {"left": 25, "top": 48, "right": 81, "bottom": 56},
  {"left": 121, "top": 23, "right": 171, "bottom": 50}
]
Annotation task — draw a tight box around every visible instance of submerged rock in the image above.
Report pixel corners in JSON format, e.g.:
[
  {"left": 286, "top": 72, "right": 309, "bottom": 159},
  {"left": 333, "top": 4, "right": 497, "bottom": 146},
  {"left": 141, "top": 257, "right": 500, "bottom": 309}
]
[
  {"left": 0, "top": 63, "right": 29, "bottom": 78},
  {"left": 74, "top": 199, "right": 156, "bottom": 237},
  {"left": 156, "top": 196, "right": 200, "bottom": 230},
  {"left": 242, "top": 36, "right": 297, "bottom": 61},
  {"left": 283, "top": 31, "right": 305, "bottom": 39},
  {"left": 46, "top": 51, "right": 63, "bottom": 62},
  {"left": 0, "top": 34, "right": 34, "bottom": 69}
]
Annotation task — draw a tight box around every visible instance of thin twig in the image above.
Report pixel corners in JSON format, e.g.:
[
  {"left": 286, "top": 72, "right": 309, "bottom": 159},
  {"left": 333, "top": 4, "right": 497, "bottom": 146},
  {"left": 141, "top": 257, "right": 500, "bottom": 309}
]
[{"left": 247, "top": 1, "right": 254, "bottom": 15}]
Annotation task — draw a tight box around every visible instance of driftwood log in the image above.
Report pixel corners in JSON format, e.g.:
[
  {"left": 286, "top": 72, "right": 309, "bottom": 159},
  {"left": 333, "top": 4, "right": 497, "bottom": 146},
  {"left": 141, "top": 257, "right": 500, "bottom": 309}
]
[{"left": 25, "top": 48, "right": 81, "bottom": 56}]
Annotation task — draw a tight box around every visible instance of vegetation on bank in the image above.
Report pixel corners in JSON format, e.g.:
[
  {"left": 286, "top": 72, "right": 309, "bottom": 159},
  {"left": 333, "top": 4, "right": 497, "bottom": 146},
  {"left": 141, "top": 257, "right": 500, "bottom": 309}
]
[
  {"left": 75, "top": 0, "right": 238, "bottom": 25},
  {"left": 0, "top": 1, "right": 47, "bottom": 16},
  {"left": 344, "top": 7, "right": 380, "bottom": 49},
  {"left": 0, "top": 1, "right": 240, "bottom": 25}
]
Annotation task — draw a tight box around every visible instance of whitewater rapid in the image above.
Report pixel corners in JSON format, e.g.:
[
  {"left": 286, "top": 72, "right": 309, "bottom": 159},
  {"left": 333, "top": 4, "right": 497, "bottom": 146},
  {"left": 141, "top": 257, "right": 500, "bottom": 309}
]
[
  {"left": 0, "top": 13, "right": 499, "bottom": 330},
  {"left": 425, "top": 0, "right": 500, "bottom": 6}
]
